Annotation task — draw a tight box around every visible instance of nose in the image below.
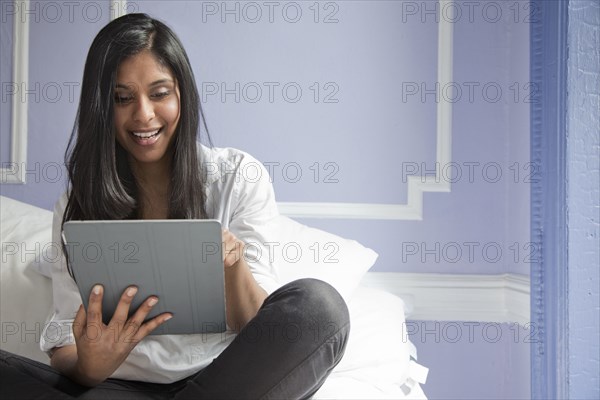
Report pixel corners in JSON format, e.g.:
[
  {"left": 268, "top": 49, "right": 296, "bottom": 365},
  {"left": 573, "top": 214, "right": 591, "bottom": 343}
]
[{"left": 133, "top": 96, "right": 155, "bottom": 123}]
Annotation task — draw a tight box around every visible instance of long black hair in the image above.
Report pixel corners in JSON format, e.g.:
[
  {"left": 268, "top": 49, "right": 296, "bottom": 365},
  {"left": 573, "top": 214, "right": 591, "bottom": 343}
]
[{"left": 63, "top": 13, "right": 210, "bottom": 226}]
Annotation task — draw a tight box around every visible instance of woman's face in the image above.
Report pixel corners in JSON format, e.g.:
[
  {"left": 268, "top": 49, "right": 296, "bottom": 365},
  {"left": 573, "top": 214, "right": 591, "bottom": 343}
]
[{"left": 113, "top": 50, "right": 180, "bottom": 167}]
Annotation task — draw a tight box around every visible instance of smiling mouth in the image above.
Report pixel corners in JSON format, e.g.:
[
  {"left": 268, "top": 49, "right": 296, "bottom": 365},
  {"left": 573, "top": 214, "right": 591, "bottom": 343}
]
[
  {"left": 131, "top": 128, "right": 161, "bottom": 138},
  {"left": 129, "top": 128, "right": 163, "bottom": 145}
]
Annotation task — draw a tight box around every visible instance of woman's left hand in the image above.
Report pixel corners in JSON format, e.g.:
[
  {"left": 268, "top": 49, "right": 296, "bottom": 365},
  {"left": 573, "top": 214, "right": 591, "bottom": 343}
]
[
  {"left": 220, "top": 228, "right": 267, "bottom": 330},
  {"left": 222, "top": 229, "right": 244, "bottom": 269}
]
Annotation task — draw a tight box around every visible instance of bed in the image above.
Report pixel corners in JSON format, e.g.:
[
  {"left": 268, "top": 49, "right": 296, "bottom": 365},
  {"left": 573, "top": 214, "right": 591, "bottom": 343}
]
[{"left": 0, "top": 195, "right": 428, "bottom": 399}]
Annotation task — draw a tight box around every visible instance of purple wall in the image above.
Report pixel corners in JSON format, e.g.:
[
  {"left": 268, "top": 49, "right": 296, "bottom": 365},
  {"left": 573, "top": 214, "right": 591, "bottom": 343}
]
[
  {"left": 132, "top": 0, "right": 531, "bottom": 277},
  {"left": 0, "top": 0, "right": 112, "bottom": 207},
  {"left": 0, "top": 2, "right": 534, "bottom": 399},
  {"left": 566, "top": 1, "right": 600, "bottom": 398},
  {"left": 0, "top": 1, "right": 531, "bottom": 276},
  {"left": 409, "top": 321, "right": 530, "bottom": 399}
]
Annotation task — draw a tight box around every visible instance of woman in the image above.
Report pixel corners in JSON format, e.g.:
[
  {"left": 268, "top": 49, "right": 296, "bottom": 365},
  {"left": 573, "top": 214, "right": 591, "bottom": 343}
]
[{"left": 0, "top": 13, "right": 349, "bottom": 399}]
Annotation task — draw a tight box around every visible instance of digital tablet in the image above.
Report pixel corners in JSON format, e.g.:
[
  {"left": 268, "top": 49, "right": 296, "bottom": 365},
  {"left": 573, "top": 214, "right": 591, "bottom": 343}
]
[{"left": 62, "top": 220, "right": 226, "bottom": 335}]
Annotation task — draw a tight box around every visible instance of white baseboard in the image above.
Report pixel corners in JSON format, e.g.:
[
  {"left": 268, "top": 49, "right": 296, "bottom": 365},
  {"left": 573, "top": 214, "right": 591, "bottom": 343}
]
[{"left": 360, "top": 272, "right": 530, "bottom": 325}]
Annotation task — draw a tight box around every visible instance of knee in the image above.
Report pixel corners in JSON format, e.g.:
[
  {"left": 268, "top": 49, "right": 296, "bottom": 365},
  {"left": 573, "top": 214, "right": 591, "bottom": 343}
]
[{"left": 275, "top": 278, "right": 350, "bottom": 332}]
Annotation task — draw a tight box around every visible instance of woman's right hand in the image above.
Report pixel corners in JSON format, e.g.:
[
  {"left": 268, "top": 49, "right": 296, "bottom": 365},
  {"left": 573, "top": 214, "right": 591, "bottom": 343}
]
[{"left": 71, "top": 285, "right": 172, "bottom": 386}]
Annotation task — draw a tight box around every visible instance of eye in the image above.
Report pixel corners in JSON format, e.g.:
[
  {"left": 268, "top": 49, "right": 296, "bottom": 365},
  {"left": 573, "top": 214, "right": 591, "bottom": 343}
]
[
  {"left": 151, "top": 91, "right": 170, "bottom": 100},
  {"left": 114, "top": 94, "right": 133, "bottom": 104}
]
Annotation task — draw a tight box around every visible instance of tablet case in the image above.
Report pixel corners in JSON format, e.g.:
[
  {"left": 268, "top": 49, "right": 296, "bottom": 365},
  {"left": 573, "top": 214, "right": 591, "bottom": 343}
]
[{"left": 62, "top": 220, "right": 226, "bottom": 335}]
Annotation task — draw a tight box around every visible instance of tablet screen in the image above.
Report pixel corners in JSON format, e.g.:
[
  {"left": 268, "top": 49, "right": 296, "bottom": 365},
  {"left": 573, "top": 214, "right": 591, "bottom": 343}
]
[{"left": 62, "top": 220, "right": 226, "bottom": 335}]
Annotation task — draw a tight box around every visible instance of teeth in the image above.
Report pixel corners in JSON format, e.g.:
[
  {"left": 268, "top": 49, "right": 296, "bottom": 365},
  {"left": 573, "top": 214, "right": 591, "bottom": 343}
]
[{"left": 132, "top": 129, "right": 160, "bottom": 138}]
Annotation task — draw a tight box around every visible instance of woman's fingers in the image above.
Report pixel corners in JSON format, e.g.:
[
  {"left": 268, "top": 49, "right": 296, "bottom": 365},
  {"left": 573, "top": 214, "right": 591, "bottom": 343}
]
[
  {"left": 223, "top": 248, "right": 240, "bottom": 268},
  {"left": 72, "top": 304, "right": 86, "bottom": 340},
  {"left": 109, "top": 286, "right": 138, "bottom": 328},
  {"left": 222, "top": 229, "right": 243, "bottom": 268},
  {"left": 131, "top": 313, "right": 173, "bottom": 342},
  {"left": 221, "top": 229, "right": 231, "bottom": 261},
  {"left": 86, "top": 285, "right": 104, "bottom": 327},
  {"left": 125, "top": 298, "right": 173, "bottom": 342},
  {"left": 122, "top": 296, "right": 160, "bottom": 339},
  {"left": 79, "top": 285, "right": 175, "bottom": 345}
]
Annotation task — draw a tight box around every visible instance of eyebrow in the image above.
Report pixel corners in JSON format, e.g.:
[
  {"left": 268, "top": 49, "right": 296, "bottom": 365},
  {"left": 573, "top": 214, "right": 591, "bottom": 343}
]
[{"left": 115, "top": 79, "right": 175, "bottom": 89}]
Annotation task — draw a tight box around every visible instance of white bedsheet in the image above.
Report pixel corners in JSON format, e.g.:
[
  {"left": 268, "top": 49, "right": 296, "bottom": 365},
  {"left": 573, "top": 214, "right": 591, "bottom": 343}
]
[{"left": 314, "top": 286, "right": 428, "bottom": 399}]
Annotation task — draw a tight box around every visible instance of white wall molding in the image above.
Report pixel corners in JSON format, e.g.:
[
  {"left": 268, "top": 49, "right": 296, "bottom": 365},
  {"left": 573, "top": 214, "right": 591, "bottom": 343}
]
[
  {"left": 361, "top": 272, "right": 531, "bottom": 325},
  {"left": 278, "top": 0, "right": 454, "bottom": 220},
  {"left": 1, "top": 0, "right": 29, "bottom": 184}
]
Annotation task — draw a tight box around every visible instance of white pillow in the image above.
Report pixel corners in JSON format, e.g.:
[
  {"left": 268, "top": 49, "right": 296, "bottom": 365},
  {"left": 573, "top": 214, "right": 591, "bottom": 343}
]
[
  {"left": 314, "top": 286, "right": 428, "bottom": 399},
  {"left": 335, "top": 286, "right": 411, "bottom": 379},
  {"left": 0, "top": 196, "right": 54, "bottom": 364},
  {"left": 271, "top": 216, "right": 378, "bottom": 302}
]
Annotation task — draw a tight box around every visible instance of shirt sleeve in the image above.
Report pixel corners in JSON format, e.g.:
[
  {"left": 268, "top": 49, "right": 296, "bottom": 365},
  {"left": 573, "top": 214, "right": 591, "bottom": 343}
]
[
  {"left": 227, "top": 151, "right": 281, "bottom": 295},
  {"left": 40, "top": 193, "right": 82, "bottom": 354}
]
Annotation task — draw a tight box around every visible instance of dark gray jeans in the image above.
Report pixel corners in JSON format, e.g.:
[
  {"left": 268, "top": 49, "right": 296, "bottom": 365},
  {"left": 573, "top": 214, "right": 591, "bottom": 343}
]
[{"left": 0, "top": 279, "right": 349, "bottom": 400}]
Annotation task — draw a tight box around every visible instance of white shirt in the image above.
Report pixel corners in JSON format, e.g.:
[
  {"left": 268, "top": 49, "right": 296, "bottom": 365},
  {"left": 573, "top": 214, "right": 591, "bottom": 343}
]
[{"left": 40, "top": 145, "right": 280, "bottom": 383}]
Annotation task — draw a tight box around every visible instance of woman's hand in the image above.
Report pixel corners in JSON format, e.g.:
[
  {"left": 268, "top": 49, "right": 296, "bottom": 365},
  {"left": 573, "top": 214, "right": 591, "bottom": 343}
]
[
  {"left": 220, "top": 228, "right": 267, "bottom": 331},
  {"left": 222, "top": 228, "right": 245, "bottom": 269},
  {"left": 71, "top": 285, "right": 172, "bottom": 386}
]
